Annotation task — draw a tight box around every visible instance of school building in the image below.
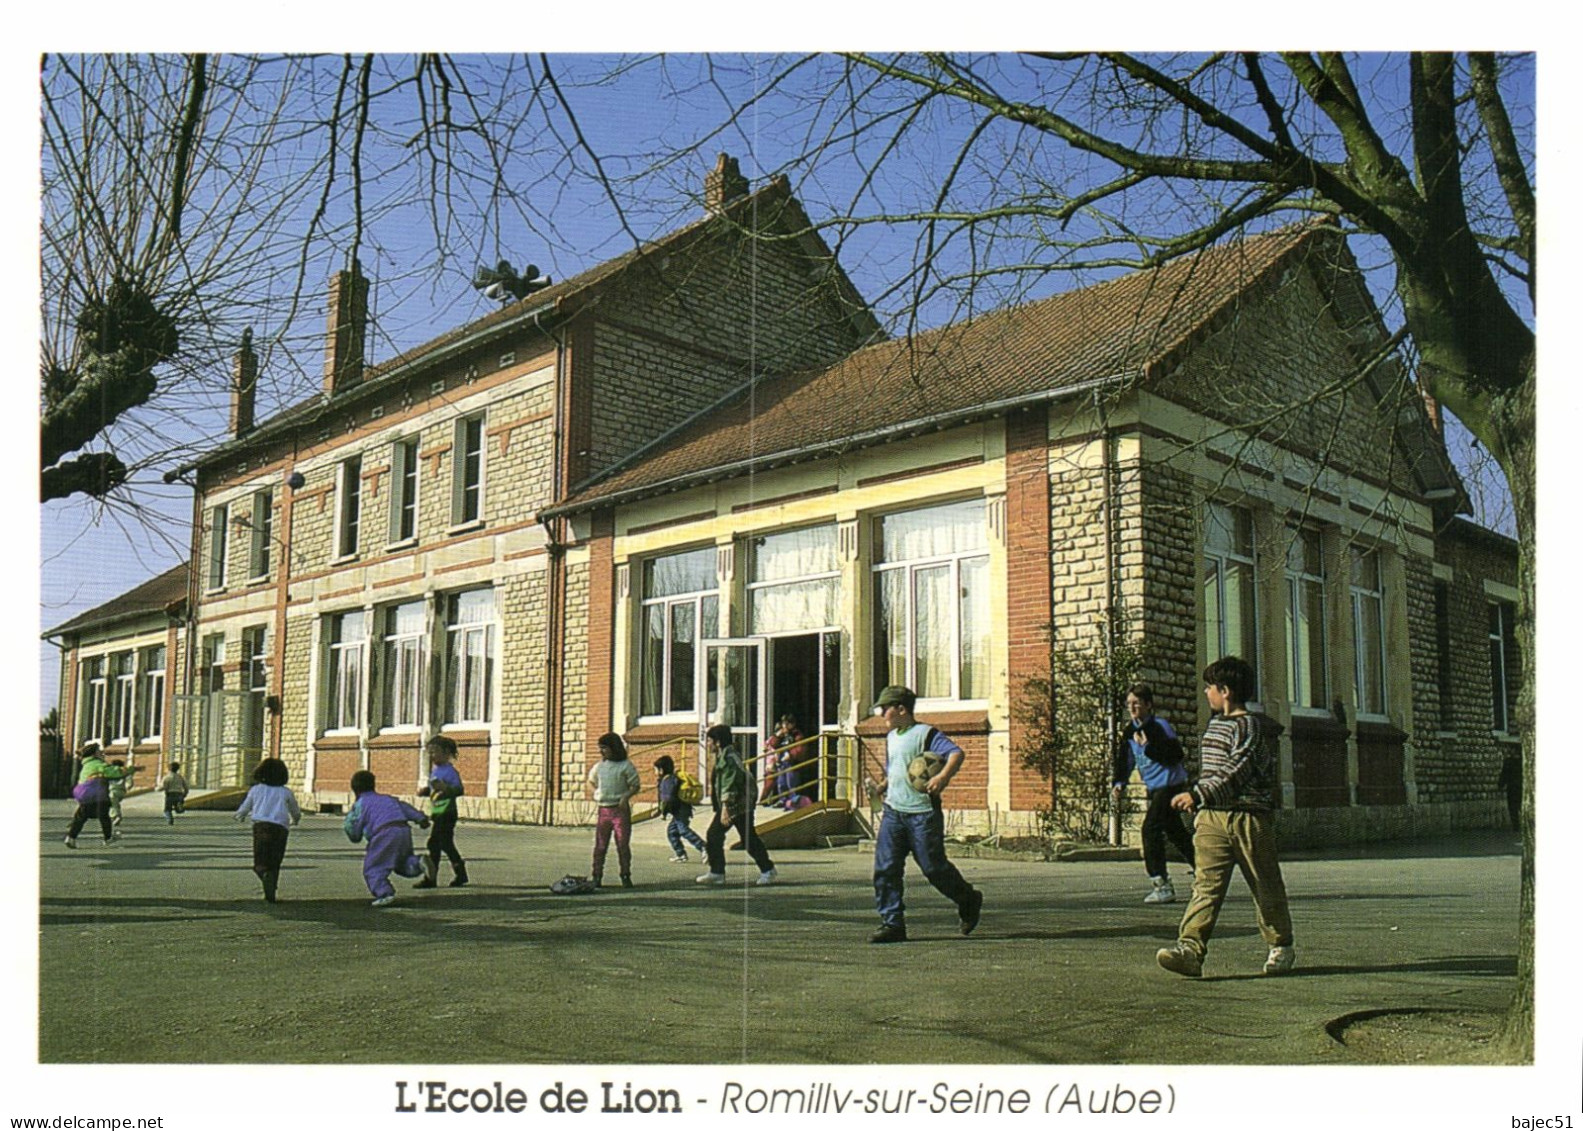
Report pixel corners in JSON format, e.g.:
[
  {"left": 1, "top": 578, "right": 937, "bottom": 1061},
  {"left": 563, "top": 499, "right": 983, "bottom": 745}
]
[{"left": 44, "top": 156, "right": 1521, "bottom": 845}]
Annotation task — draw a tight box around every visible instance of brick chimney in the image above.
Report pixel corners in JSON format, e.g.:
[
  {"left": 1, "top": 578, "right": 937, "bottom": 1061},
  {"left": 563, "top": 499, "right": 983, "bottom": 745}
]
[
  {"left": 324, "top": 257, "right": 369, "bottom": 396},
  {"left": 229, "top": 328, "right": 258, "bottom": 437},
  {"left": 704, "top": 153, "right": 749, "bottom": 215}
]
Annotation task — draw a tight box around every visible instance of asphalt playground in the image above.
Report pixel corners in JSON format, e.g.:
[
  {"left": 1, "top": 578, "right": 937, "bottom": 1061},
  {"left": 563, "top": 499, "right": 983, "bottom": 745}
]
[{"left": 34, "top": 796, "right": 1522, "bottom": 1065}]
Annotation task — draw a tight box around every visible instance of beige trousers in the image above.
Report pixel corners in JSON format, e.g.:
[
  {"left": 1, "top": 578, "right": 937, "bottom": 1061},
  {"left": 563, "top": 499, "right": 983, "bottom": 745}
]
[{"left": 1176, "top": 808, "right": 1293, "bottom": 957}]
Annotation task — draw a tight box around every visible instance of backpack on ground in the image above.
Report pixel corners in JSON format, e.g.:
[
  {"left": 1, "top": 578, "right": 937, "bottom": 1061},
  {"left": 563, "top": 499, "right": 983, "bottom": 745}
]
[
  {"left": 550, "top": 875, "right": 598, "bottom": 895},
  {"left": 675, "top": 768, "right": 704, "bottom": 805}
]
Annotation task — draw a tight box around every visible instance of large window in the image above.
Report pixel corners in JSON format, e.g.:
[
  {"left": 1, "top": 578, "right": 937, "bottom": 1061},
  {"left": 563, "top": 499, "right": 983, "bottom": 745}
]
[
  {"left": 109, "top": 652, "right": 135, "bottom": 744},
  {"left": 241, "top": 625, "right": 269, "bottom": 751},
  {"left": 381, "top": 600, "right": 427, "bottom": 729},
  {"left": 640, "top": 547, "right": 719, "bottom": 717},
  {"left": 137, "top": 644, "right": 166, "bottom": 742},
  {"left": 1350, "top": 547, "right": 1386, "bottom": 717},
  {"left": 336, "top": 456, "right": 363, "bottom": 558},
  {"left": 747, "top": 524, "right": 839, "bottom": 634},
  {"left": 201, "top": 635, "right": 225, "bottom": 695},
  {"left": 207, "top": 503, "right": 228, "bottom": 590},
  {"left": 248, "top": 489, "right": 273, "bottom": 580},
  {"left": 1489, "top": 601, "right": 1519, "bottom": 734},
  {"left": 323, "top": 611, "right": 368, "bottom": 734},
  {"left": 1203, "top": 502, "right": 1259, "bottom": 697},
  {"left": 389, "top": 437, "right": 420, "bottom": 544},
  {"left": 451, "top": 414, "right": 484, "bottom": 526},
  {"left": 79, "top": 657, "right": 107, "bottom": 745},
  {"left": 872, "top": 498, "right": 990, "bottom": 702},
  {"left": 444, "top": 590, "right": 495, "bottom": 725},
  {"left": 1284, "top": 527, "right": 1328, "bottom": 710}
]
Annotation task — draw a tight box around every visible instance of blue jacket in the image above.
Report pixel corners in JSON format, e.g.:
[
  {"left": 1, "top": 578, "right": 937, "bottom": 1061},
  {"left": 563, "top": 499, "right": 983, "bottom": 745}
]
[{"left": 1111, "top": 716, "right": 1186, "bottom": 792}]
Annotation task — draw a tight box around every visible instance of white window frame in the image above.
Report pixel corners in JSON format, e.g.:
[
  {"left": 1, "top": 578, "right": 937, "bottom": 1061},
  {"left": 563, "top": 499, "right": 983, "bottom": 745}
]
[
  {"left": 450, "top": 414, "right": 485, "bottom": 529},
  {"left": 335, "top": 456, "right": 363, "bottom": 560},
  {"left": 380, "top": 600, "right": 428, "bottom": 731},
  {"left": 1203, "top": 502, "right": 1261, "bottom": 702},
  {"left": 1284, "top": 526, "right": 1329, "bottom": 713},
  {"left": 638, "top": 547, "right": 719, "bottom": 721},
  {"left": 388, "top": 436, "right": 420, "bottom": 546},
  {"left": 137, "top": 644, "right": 166, "bottom": 743},
  {"left": 745, "top": 523, "right": 841, "bottom": 636},
  {"left": 1489, "top": 600, "right": 1516, "bottom": 735},
  {"left": 443, "top": 589, "right": 496, "bottom": 727},
  {"left": 1349, "top": 547, "right": 1388, "bottom": 719},
  {"left": 109, "top": 652, "right": 135, "bottom": 745},
  {"left": 871, "top": 499, "right": 991, "bottom": 707},
  {"left": 80, "top": 657, "right": 107, "bottom": 745},
  {"left": 322, "top": 611, "right": 368, "bottom": 735},
  {"left": 206, "top": 503, "right": 228, "bottom": 591},
  {"left": 248, "top": 489, "right": 273, "bottom": 581}
]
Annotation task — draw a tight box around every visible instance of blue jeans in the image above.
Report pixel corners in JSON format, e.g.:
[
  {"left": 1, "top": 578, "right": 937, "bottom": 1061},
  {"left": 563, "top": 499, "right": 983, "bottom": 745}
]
[
  {"left": 666, "top": 816, "right": 706, "bottom": 855},
  {"left": 873, "top": 806, "right": 976, "bottom": 926}
]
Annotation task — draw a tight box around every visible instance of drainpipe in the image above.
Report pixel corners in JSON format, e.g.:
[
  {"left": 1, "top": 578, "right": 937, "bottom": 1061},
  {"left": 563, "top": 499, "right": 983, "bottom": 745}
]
[
  {"left": 1095, "top": 389, "right": 1120, "bottom": 847},
  {"left": 538, "top": 309, "right": 567, "bottom": 827}
]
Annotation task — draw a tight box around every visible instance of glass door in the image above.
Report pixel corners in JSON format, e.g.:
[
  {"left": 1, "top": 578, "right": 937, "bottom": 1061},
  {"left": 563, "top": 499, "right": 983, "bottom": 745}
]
[{"left": 699, "top": 637, "right": 768, "bottom": 788}]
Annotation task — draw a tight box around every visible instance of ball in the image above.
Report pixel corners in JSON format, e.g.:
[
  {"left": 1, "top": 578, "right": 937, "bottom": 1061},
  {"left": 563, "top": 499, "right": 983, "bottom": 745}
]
[{"left": 907, "top": 753, "right": 945, "bottom": 792}]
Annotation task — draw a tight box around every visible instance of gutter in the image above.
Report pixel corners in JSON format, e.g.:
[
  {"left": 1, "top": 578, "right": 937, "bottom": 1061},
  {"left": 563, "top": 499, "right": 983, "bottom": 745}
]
[{"left": 540, "top": 370, "right": 1139, "bottom": 522}]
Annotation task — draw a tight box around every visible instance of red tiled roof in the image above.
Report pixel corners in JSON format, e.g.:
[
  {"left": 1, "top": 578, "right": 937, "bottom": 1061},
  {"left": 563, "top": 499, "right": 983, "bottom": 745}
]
[
  {"left": 43, "top": 562, "right": 189, "bottom": 639},
  {"left": 549, "top": 222, "right": 1333, "bottom": 514}
]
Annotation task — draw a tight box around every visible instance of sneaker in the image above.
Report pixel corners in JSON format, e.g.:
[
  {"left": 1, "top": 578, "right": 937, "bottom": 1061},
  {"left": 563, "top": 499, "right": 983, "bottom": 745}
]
[
  {"left": 1264, "top": 945, "right": 1296, "bottom": 976},
  {"left": 371, "top": 895, "right": 397, "bottom": 907},
  {"left": 621, "top": 876, "right": 634, "bottom": 889},
  {"left": 695, "top": 872, "right": 726, "bottom": 885},
  {"left": 102, "top": 837, "right": 118, "bottom": 847},
  {"left": 414, "top": 877, "right": 438, "bottom": 889},
  {"left": 755, "top": 868, "right": 778, "bottom": 886},
  {"left": 869, "top": 922, "right": 908, "bottom": 944},
  {"left": 110, "top": 830, "right": 123, "bottom": 840},
  {"left": 667, "top": 853, "right": 688, "bottom": 863},
  {"left": 449, "top": 874, "right": 469, "bottom": 888},
  {"left": 421, "top": 857, "right": 439, "bottom": 886},
  {"left": 1143, "top": 877, "right": 1176, "bottom": 904},
  {"left": 1156, "top": 942, "right": 1203, "bottom": 978},
  {"left": 165, "top": 815, "right": 174, "bottom": 825},
  {"left": 959, "top": 888, "right": 984, "bottom": 936},
  {"left": 62, "top": 836, "right": 77, "bottom": 849}
]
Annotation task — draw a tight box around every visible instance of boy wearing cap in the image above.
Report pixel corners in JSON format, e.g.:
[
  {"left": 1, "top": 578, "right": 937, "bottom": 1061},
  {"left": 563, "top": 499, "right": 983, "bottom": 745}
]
[{"left": 867, "top": 685, "right": 983, "bottom": 943}]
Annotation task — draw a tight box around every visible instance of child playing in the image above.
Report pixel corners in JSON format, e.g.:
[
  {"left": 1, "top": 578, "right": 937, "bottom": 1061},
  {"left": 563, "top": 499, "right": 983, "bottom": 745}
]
[
  {"left": 106, "top": 759, "right": 136, "bottom": 832},
  {"left": 697, "top": 725, "right": 777, "bottom": 887},
  {"left": 653, "top": 753, "right": 706, "bottom": 863},
  {"left": 64, "top": 742, "right": 114, "bottom": 848},
  {"left": 1111, "top": 683, "right": 1195, "bottom": 903},
  {"left": 415, "top": 735, "right": 469, "bottom": 888},
  {"left": 234, "top": 758, "right": 301, "bottom": 902},
  {"left": 1156, "top": 656, "right": 1295, "bottom": 978},
  {"left": 159, "top": 761, "right": 190, "bottom": 824},
  {"left": 343, "top": 770, "right": 430, "bottom": 907},
  {"left": 587, "top": 733, "right": 641, "bottom": 888}
]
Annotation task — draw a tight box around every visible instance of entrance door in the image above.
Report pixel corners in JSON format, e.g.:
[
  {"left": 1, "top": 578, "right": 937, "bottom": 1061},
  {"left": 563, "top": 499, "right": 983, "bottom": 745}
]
[{"left": 699, "top": 637, "right": 768, "bottom": 783}]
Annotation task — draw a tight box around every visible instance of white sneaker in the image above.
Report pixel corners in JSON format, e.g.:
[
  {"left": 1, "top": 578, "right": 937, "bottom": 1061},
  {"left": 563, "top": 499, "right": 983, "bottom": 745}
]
[
  {"left": 695, "top": 872, "right": 725, "bottom": 885},
  {"left": 371, "top": 895, "right": 397, "bottom": 907},
  {"left": 1264, "top": 945, "right": 1295, "bottom": 975},
  {"left": 62, "top": 836, "right": 77, "bottom": 849},
  {"left": 755, "top": 868, "right": 778, "bottom": 886},
  {"left": 667, "top": 853, "right": 688, "bottom": 863},
  {"left": 1142, "top": 877, "right": 1175, "bottom": 904}
]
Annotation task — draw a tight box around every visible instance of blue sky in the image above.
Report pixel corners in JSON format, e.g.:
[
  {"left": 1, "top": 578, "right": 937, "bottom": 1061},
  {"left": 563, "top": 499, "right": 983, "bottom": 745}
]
[{"left": 36, "top": 53, "right": 1533, "bottom": 712}]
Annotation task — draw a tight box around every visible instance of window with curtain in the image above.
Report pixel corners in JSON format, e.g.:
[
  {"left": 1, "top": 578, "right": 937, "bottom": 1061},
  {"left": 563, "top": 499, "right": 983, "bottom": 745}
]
[
  {"left": 747, "top": 524, "right": 839, "bottom": 634},
  {"left": 640, "top": 546, "right": 718, "bottom": 717},
  {"left": 381, "top": 600, "right": 427, "bottom": 729},
  {"left": 1203, "top": 502, "right": 1259, "bottom": 697},
  {"left": 323, "top": 611, "right": 368, "bottom": 733},
  {"left": 109, "top": 652, "right": 135, "bottom": 743},
  {"left": 137, "top": 644, "right": 166, "bottom": 742},
  {"left": 444, "top": 589, "right": 495, "bottom": 725},
  {"left": 1284, "top": 527, "right": 1328, "bottom": 710},
  {"left": 1350, "top": 547, "right": 1386, "bottom": 717},
  {"left": 872, "top": 498, "right": 990, "bottom": 701}
]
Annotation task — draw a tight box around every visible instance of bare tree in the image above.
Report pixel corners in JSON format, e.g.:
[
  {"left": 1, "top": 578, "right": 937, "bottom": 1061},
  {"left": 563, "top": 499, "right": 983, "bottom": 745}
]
[{"left": 587, "top": 51, "right": 1535, "bottom": 1056}]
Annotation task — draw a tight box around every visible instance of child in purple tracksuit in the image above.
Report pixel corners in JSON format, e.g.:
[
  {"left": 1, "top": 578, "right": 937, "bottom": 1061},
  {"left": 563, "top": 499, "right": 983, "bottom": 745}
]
[{"left": 343, "top": 770, "right": 429, "bottom": 907}]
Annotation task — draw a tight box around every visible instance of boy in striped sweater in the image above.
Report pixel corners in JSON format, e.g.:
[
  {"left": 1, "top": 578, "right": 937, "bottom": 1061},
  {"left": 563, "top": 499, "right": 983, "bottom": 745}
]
[{"left": 1156, "top": 656, "right": 1295, "bottom": 978}]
